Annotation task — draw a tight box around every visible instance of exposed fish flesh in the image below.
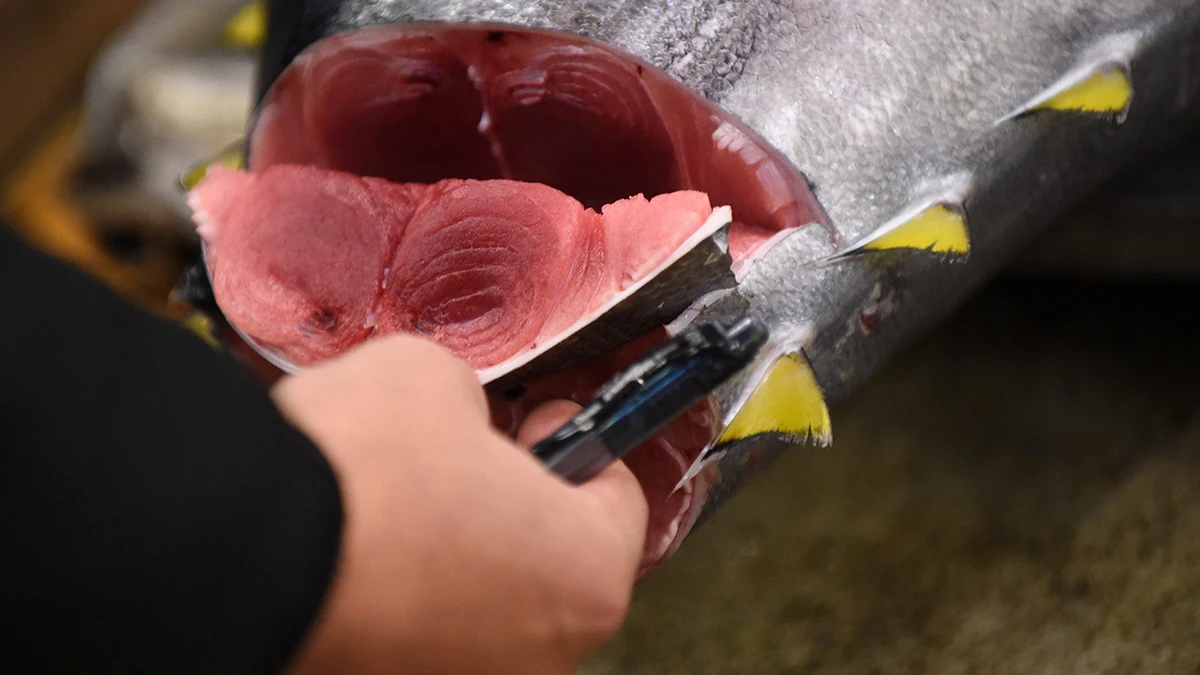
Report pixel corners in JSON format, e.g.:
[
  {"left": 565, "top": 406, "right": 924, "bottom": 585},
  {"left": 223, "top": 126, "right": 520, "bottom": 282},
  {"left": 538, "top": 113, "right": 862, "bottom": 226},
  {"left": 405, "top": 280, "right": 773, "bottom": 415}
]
[{"left": 188, "top": 163, "right": 732, "bottom": 377}]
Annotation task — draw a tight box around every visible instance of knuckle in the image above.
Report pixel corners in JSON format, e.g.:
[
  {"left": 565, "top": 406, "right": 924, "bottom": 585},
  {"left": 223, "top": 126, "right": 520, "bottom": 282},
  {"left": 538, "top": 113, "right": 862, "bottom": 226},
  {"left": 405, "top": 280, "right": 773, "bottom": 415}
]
[
  {"left": 590, "top": 588, "right": 633, "bottom": 640},
  {"left": 569, "top": 571, "right": 634, "bottom": 649},
  {"left": 367, "top": 334, "right": 485, "bottom": 411}
]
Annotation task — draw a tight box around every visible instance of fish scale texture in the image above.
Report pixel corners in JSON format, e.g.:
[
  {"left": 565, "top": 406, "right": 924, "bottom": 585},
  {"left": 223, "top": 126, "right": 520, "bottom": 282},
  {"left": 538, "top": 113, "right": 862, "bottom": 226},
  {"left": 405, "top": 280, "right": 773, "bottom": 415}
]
[{"left": 270, "top": 0, "right": 1179, "bottom": 236}]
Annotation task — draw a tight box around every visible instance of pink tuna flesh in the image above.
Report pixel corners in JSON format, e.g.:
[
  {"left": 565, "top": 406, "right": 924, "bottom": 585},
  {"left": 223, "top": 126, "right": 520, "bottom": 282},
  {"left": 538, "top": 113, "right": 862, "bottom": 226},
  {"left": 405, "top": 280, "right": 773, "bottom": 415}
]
[
  {"left": 249, "top": 26, "right": 827, "bottom": 263},
  {"left": 190, "top": 164, "right": 717, "bottom": 372},
  {"left": 221, "top": 24, "right": 829, "bottom": 573}
]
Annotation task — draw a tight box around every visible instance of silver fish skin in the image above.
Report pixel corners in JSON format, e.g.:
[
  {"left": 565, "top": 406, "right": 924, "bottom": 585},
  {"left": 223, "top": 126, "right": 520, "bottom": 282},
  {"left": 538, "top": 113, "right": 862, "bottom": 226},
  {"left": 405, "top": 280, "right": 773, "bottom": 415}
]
[{"left": 252, "top": 0, "right": 1200, "bottom": 556}]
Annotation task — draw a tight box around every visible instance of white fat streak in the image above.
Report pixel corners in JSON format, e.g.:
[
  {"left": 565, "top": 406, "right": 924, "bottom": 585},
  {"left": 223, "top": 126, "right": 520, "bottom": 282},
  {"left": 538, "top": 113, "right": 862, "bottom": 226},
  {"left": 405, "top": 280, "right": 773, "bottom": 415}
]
[
  {"left": 186, "top": 192, "right": 216, "bottom": 241},
  {"left": 995, "top": 29, "right": 1144, "bottom": 124},
  {"left": 476, "top": 206, "right": 734, "bottom": 384},
  {"left": 755, "top": 161, "right": 794, "bottom": 214},
  {"left": 712, "top": 121, "right": 769, "bottom": 165},
  {"left": 671, "top": 323, "right": 817, "bottom": 493}
]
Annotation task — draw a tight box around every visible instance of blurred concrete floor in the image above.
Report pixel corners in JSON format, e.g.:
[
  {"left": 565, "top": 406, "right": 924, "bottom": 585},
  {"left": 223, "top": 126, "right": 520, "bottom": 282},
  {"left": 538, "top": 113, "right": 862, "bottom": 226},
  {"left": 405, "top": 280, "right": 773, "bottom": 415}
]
[{"left": 585, "top": 277, "right": 1200, "bottom": 675}]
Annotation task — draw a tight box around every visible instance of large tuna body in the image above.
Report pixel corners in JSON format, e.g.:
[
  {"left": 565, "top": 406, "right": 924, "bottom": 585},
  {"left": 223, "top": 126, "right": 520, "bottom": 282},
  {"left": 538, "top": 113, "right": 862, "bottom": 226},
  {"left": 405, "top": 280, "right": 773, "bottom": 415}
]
[{"left": 181, "top": 0, "right": 1200, "bottom": 575}]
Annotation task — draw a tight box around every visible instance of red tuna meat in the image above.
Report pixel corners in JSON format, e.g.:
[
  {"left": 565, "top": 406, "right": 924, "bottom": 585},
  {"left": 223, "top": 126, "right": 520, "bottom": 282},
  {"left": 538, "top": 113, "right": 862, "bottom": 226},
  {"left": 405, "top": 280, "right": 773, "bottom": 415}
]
[
  {"left": 249, "top": 27, "right": 830, "bottom": 265},
  {"left": 188, "top": 164, "right": 723, "bottom": 373}
]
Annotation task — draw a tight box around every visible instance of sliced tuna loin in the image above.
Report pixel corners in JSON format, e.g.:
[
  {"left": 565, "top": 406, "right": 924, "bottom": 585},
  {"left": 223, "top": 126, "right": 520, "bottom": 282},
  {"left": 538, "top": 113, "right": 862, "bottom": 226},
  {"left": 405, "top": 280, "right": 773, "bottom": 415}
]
[
  {"left": 188, "top": 164, "right": 724, "bottom": 373},
  {"left": 377, "top": 179, "right": 605, "bottom": 369},
  {"left": 187, "top": 165, "right": 415, "bottom": 365}
]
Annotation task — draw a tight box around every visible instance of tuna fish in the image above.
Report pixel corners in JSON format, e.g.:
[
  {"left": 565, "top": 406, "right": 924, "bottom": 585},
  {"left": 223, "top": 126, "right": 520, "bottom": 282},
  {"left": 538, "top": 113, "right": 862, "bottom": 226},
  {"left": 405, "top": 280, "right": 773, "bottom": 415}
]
[{"left": 176, "top": 0, "right": 1200, "bottom": 576}]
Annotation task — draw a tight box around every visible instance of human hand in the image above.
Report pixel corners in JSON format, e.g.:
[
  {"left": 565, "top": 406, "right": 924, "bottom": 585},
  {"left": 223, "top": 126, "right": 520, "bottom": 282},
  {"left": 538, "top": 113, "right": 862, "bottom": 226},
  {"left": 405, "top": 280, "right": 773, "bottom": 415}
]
[{"left": 271, "top": 335, "right": 648, "bottom": 675}]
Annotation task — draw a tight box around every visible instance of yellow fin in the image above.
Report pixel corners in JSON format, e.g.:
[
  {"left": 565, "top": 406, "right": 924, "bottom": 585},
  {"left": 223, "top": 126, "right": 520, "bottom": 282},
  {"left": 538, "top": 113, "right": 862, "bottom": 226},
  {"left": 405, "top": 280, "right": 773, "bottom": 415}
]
[
  {"left": 181, "top": 142, "right": 245, "bottom": 191},
  {"left": 717, "top": 352, "right": 832, "bottom": 446},
  {"left": 180, "top": 312, "right": 220, "bottom": 349},
  {"left": 225, "top": 2, "right": 267, "bottom": 50},
  {"left": 1031, "top": 67, "right": 1132, "bottom": 116},
  {"left": 860, "top": 204, "right": 970, "bottom": 255}
]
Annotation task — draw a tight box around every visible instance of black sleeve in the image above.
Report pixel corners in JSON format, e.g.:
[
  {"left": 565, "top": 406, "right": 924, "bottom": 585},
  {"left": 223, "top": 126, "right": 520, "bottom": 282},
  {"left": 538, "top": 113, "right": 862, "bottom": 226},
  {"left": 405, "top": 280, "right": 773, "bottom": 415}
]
[{"left": 0, "top": 225, "right": 344, "bottom": 675}]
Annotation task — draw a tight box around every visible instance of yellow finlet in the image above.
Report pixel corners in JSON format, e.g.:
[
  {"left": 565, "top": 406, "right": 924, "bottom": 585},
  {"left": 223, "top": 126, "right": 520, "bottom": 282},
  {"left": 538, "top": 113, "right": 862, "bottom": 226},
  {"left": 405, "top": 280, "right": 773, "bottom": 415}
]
[
  {"left": 180, "top": 312, "right": 221, "bottom": 349},
  {"left": 997, "top": 30, "right": 1142, "bottom": 126},
  {"left": 859, "top": 204, "right": 971, "bottom": 255},
  {"left": 224, "top": 2, "right": 267, "bottom": 50},
  {"left": 1029, "top": 67, "right": 1133, "bottom": 117},
  {"left": 181, "top": 142, "right": 245, "bottom": 191},
  {"left": 716, "top": 352, "right": 832, "bottom": 446},
  {"left": 826, "top": 202, "right": 971, "bottom": 262}
]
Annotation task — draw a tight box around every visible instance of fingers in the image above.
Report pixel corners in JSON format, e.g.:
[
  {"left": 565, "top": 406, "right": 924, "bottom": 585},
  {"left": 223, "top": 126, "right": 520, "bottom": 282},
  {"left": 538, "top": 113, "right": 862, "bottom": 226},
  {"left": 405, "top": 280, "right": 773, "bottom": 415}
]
[
  {"left": 517, "top": 399, "right": 648, "bottom": 560},
  {"left": 516, "top": 399, "right": 647, "bottom": 568},
  {"left": 576, "top": 461, "right": 649, "bottom": 568},
  {"left": 515, "top": 400, "right": 583, "bottom": 447},
  {"left": 352, "top": 334, "right": 490, "bottom": 422}
]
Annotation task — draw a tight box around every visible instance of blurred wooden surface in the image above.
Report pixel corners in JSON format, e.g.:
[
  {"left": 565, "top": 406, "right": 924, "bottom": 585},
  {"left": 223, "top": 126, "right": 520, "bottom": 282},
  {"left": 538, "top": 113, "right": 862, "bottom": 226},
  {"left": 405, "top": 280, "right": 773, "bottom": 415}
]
[
  {"left": 0, "top": 0, "right": 147, "bottom": 176},
  {"left": 2, "top": 110, "right": 187, "bottom": 314},
  {"left": 0, "top": 0, "right": 187, "bottom": 314}
]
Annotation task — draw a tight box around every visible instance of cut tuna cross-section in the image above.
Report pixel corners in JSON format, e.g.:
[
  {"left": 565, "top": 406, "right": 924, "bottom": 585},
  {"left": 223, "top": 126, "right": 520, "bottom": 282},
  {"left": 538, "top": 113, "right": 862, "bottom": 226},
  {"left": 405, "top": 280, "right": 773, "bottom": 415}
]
[
  {"left": 188, "top": 164, "right": 729, "bottom": 376},
  {"left": 188, "top": 165, "right": 416, "bottom": 365}
]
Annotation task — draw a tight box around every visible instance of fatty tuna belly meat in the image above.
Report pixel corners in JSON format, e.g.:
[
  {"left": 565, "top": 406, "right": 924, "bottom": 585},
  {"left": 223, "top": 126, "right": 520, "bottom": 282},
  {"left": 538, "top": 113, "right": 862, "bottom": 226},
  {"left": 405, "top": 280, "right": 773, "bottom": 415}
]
[{"left": 188, "top": 164, "right": 722, "bottom": 374}]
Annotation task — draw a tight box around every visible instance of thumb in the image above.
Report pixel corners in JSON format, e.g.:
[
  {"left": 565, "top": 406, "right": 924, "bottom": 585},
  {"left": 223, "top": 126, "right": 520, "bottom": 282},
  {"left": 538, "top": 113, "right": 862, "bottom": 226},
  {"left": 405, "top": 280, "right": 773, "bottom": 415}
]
[
  {"left": 517, "top": 401, "right": 648, "bottom": 565},
  {"left": 515, "top": 399, "right": 583, "bottom": 448},
  {"left": 573, "top": 461, "right": 649, "bottom": 570}
]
